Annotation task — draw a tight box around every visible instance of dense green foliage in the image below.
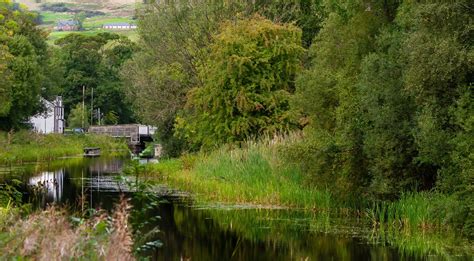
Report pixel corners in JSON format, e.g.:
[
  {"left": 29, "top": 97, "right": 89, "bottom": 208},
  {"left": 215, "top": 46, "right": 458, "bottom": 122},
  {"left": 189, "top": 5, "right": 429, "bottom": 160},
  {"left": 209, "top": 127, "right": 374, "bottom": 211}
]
[
  {"left": 122, "top": 0, "right": 240, "bottom": 156},
  {"left": 123, "top": 0, "right": 326, "bottom": 155},
  {"left": 175, "top": 17, "right": 304, "bottom": 148},
  {"left": 0, "top": 0, "right": 51, "bottom": 130},
  {"left": 55, "top": 33, "right": 137, "bottom": 124},
  {"left": 293, "top": 0, "right": 473, "bottom": 235}
]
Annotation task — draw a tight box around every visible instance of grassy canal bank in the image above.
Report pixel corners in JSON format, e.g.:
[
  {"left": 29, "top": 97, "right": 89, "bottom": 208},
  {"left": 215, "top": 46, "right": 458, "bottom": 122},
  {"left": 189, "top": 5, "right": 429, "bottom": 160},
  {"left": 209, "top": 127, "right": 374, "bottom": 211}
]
[
  {"left": 0, "top": 131, "right": 128, "bottom": 165},
  {"left": 149, "top": 138, "right": 470, "bottom": 239}
]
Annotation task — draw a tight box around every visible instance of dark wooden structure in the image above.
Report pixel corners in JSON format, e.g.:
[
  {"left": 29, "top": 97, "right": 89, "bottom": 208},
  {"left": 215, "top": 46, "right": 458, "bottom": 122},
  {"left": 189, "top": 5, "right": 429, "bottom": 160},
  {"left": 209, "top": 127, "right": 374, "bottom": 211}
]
[{"left": 84, "top": 147, "right": 101, "bottom": 157}]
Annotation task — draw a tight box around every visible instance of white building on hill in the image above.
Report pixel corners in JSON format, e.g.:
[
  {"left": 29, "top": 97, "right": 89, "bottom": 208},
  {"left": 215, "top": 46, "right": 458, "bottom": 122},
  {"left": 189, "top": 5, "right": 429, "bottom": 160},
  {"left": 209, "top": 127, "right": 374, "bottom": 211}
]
[{"left": 103, "top": 22, "right": 137, "bottom": 30}]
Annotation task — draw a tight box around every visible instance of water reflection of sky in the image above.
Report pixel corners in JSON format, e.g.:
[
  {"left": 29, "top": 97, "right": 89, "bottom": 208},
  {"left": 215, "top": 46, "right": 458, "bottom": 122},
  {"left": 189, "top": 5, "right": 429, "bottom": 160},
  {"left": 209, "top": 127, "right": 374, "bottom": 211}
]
[
  {"left": 27, "top": 158, "right": 129, "bottom": 205},
  {"left": 29, "top": 170, "right": 64, "bottom": 202}
]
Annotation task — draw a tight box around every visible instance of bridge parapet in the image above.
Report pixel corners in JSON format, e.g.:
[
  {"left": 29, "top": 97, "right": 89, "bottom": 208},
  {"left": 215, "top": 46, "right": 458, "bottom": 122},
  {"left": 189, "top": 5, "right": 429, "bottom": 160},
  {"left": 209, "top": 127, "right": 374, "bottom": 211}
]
[
  {"left": 88, "top": 124, "right": 156, "bottom": 154},
  {"left": 89, "top": 124, "right": 140, "bottom": 144}
]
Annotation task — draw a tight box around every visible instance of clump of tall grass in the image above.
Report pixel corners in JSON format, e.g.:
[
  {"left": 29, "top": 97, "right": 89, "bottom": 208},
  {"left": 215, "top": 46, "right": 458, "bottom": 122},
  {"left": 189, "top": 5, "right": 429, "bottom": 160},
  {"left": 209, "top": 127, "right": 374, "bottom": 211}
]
[
  {"left": 152, "top": 133, "right": 334, "bottom": 209},
  {"left": 0, "top": 198, "right": 134, "bottom": 260},
  {"left": 366, "top": 192, "right": 455, "bottom": 231}
]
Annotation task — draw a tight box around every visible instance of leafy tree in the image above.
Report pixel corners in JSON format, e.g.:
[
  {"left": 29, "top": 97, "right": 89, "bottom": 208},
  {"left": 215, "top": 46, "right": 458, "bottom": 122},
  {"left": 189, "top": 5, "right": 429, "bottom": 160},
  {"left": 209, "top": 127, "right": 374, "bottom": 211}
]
[
  {"left": 67, "top": 103, "right": 89, "bottom": 129},
  {"left": 294, "top": 0, "right": 473, "bottom": 223},
  {"left": 294, "top": 0, "right": 394, "bottom": 199},
  {"left": 175, "top": 16, "right": 304, "bottom": 148},
  {"left": 73, "top": 11, "right": 86, "bottom": 30},
  {"left": 0, "top": 0, "right": 51, "bottom": 130},
  {"left": 396, "top": 0, "right": 473, "bottom": 235},
  {"left": 122, "top": 0, "right": 243, "bottom": 155},
  {"left": 55, "top": 33, "right": 136, "bottom": 125}
]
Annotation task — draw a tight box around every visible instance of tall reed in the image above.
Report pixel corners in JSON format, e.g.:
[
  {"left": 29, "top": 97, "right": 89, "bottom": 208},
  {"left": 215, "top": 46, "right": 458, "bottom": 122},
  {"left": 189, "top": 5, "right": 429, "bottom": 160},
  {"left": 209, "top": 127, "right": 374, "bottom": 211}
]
[
  {"left": 152, "top": 134, "right": 334, "bottom": 209},
  {"left": 366, "top": 192, "right": 455, "bottom": 231}
]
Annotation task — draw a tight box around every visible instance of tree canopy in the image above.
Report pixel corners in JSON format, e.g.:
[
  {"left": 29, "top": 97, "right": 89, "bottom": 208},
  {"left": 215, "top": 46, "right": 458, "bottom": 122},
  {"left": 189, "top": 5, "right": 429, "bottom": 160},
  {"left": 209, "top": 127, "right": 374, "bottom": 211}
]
[
  {"left": 55, "top": 33, "right": 137, "bottom": 125},
  {"left": 175, "top": 16, "right": 304, "bottom": 148},
  {"left": 0, "top": 0, "right": 50, "bottom": 130}
]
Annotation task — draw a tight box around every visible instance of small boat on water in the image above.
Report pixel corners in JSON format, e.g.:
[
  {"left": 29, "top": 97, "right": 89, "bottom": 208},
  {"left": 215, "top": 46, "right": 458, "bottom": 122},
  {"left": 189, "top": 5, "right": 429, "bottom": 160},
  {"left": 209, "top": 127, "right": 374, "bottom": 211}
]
[{"left": 83, "top": 147, "right": 101, "bottom": 157}]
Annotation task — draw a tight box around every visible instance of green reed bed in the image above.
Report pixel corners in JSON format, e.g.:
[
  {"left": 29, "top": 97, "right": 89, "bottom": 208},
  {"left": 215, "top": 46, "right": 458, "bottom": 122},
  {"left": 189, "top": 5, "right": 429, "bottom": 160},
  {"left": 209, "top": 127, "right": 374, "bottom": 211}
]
[
  {"left": 366, "top": 192, "right": 456, "bottom": 231},
  {"left": 152, "top": 139, "right": 334, "bottom": 209},
  {"left": 0, "top": 131, "right": 128, "bottom": 165}
]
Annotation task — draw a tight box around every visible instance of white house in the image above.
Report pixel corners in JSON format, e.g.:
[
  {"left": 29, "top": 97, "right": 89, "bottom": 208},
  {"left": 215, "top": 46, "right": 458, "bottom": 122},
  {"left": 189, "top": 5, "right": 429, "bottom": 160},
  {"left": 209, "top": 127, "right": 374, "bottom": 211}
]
[
  {"left": 30, "top": 96, "right": 64, "bottom": 134},
  {"left": 102, "top": 22, "right": 137, "bottom": 30}
]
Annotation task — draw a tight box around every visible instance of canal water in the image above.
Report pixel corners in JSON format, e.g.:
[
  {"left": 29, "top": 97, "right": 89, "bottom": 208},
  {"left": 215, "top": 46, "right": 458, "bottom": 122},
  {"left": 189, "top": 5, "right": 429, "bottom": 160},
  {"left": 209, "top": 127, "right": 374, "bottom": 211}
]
[{"left": 1, "top": 157, "right": 471, "bottom": 260}]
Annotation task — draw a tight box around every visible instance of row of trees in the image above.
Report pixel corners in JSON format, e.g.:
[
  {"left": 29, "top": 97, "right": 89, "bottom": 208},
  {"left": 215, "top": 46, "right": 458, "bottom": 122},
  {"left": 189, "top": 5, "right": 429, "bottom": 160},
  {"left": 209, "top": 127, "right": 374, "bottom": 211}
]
[
  {"left": 124, "top": 0, "right": 472, "bottom": 235},
  {"left": 55, "top": 33, "right": 137, "bottom": 127},
  {"left": 295, "top": 0, "right": 472, "bottom": 201}
]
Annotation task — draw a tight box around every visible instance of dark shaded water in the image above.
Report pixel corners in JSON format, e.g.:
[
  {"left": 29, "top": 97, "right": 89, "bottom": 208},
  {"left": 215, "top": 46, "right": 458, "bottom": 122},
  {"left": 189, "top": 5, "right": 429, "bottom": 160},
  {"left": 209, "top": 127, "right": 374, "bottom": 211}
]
[{"left": 1, "top": 157, "right": 471, "bottom": 260}]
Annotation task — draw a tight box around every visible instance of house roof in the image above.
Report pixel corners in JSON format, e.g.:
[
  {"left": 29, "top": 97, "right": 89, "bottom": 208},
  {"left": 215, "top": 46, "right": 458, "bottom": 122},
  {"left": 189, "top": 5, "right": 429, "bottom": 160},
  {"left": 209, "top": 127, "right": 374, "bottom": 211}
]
[
  {"left": 103, "top": 22, "right": 136, "bottom": 27},
  {"left": 57, "top": 20, "right": 79, "bottom": 27}
]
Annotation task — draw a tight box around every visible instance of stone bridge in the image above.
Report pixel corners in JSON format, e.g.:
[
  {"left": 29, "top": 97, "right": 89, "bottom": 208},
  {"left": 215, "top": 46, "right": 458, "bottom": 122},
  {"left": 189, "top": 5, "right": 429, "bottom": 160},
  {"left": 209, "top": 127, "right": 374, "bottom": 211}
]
[{"left": 88, "top": 124, "right": 156, "bottom": 153}]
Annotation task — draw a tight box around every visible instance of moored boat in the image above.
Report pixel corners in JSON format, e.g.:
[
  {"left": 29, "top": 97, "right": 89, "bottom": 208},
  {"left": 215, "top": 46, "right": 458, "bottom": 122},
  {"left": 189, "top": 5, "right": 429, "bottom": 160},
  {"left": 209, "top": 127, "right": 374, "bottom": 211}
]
[{"left": 83, "top": 147, "right": 101, "bottom": 157}]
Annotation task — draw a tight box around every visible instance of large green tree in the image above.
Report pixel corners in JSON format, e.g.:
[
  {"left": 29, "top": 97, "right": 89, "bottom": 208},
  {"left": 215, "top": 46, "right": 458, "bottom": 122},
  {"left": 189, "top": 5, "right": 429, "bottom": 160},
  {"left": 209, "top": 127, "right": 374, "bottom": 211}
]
[
  {"left": 122, "top": 0, "right": 244, "bottom": 156},
  {"left": 294, "top": 0, "right": 395, "bottom": 198},
  {"left": 176, "top": 16, "right": 304, "bottom": 148},
  {"left": 0, "top": 0, "right": 51, "bottom": 130},
  {"left": 55, "top": 33, "right": 137, "bottom": 125}
]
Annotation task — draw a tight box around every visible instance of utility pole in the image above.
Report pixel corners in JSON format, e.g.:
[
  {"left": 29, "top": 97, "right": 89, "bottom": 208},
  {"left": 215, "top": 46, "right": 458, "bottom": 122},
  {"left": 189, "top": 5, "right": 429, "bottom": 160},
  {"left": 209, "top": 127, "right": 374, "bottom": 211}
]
[
  {"left": 90, "top": 87, "right": 94, "bottom": 126},
  {"left": 82, "top": 85, "right": 85, "bottom": 129}
]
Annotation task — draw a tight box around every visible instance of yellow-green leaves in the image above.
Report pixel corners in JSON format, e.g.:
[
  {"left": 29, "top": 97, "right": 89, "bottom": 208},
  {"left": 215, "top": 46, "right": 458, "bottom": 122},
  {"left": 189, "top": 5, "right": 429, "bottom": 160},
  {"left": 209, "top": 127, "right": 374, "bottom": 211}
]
[{"left": 176, "top": 16, "right": 304, "bottom": 148}]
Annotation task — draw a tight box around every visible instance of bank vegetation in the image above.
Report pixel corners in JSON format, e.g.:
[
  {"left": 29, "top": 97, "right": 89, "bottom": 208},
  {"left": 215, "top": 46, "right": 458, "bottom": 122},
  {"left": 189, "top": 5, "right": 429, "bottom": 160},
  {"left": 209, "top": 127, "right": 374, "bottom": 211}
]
[{"left": 123, "top": 0, "right": 472, "bottom": 239}]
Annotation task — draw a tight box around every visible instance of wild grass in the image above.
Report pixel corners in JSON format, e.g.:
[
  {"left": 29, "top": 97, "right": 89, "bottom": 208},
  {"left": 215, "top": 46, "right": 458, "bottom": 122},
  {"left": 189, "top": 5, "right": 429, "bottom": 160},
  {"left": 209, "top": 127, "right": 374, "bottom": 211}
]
[
  {"left": 0, "top": 130, "right": 128, "bottom": 165},
  {"left": 366, "top": 192, "right": 457, "bottom": 232},
  {"left": 0, "top": 198, "right": 134, "bottom": 260},
  {"left": 152, "top": 135, "right": 334, "bottom": 209}
]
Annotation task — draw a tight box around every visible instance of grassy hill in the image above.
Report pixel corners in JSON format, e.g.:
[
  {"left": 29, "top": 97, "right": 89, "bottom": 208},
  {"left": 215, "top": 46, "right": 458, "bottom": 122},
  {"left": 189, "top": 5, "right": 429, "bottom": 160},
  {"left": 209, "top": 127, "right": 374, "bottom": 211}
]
[{"left": 14, "top": 0, "right": 140, "bottom": 43}]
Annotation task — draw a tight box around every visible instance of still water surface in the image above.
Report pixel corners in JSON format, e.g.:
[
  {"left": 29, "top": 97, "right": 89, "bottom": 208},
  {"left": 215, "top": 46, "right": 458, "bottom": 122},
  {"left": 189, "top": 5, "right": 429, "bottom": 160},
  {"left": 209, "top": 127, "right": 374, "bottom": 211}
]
[{"left": 1, "top": 157, "right": 471, "bottom": 260}]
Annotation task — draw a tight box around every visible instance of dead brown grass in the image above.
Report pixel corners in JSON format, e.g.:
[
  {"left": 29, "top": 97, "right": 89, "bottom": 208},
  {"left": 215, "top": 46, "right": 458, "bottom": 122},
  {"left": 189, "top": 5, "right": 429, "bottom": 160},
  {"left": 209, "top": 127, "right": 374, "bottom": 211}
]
[
  {"left": 106, "top": 196, "right": 134, "bottom": 261},
  {"left": 0, "top": 198, "right": 135, "bottom": 260}
]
